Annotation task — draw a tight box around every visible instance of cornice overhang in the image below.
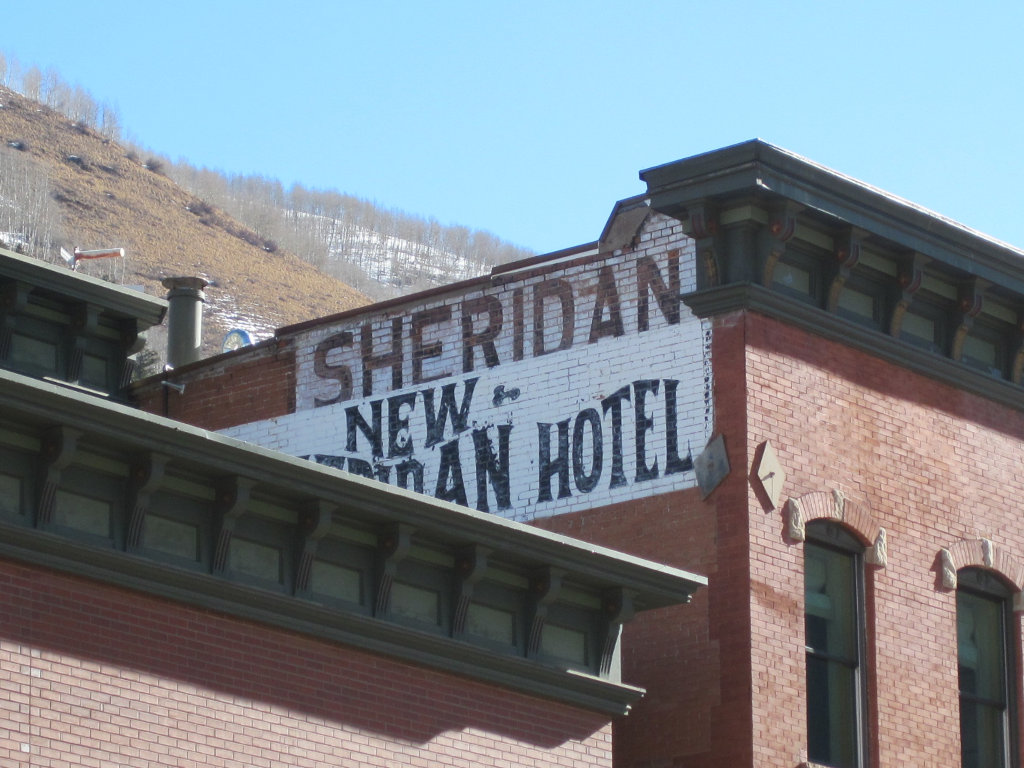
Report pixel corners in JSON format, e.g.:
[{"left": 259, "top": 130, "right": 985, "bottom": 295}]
[
  {"left": 0, "top": 246, "right": 167, "bottom": 328},
  {"left": 0, "top": 522, "right": 644, "bottom": 716},
  {"left": 684, "top": 282, "right": 1024, "bottom": 412},
  {"left": 641, "top": 140, "right": 1024, "bottom": 295},
  {"left": 0, "top": 368, "right": 705, "bottom": 716}
]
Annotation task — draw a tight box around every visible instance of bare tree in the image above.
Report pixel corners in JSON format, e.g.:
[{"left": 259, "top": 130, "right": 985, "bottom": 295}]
[
  {"left": 100, "top": 101, "right": 121, "bottom": 140},
  {"left": 21, "top": 66, "right": 41, "bottom": 100},
  {"left": 0, "top": 146, "right": 62, "bottom": 259},
  {"left": 69, "top": 85, "right": 98, "bottom": 127}
]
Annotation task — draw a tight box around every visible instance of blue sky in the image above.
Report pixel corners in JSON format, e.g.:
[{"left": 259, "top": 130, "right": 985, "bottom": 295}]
[{"left": 3, "top": 1, "right": 1023, "bottom": 255}]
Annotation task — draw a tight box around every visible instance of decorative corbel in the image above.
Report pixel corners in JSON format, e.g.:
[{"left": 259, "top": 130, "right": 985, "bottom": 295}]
[
  {"left": 950, "top": 278, "right": 987, "bottom": 360},
  {"left": 118, "top": 323, "right": 148, "bottom": 390},
  {"left": 527, "top": 566, "right": 565, "bottom": 658},
  {"left": 374, "top": 523, "right": 414, "bottom": 617},
  {"left": 866, "top": 528, "right": 888, "bottom": 568},
  {"left": 981, "top": 537, "right": 995, "bottom": 568},
  {"left": 295, "top": 500, "right": 334, "bottom": 592},
  {"left": 940, "top": 548, "right": 958, "bottom": 590},
  {"left": 36, "top": 426, "right": 82, "bottom": 526},
  {"left": 212, "top": 476, "right": 255, "bottom": 573},
  {"left": 126, "top": 452, "right": 169, "bottom": 549},
  {"left": 826, "top": 228, "right": 864, "bottom": 312},
  {"left": 889, "top": 253, "right": 928, "bottom": 337},
  {"left": 787, "top": 497, "right": 806, "bottom": 542},
  {"left": 687, "top": 201, "right": 720, "bottom": 289},
  {"left": 452, "top": 544, "right": 491, "bottom": 636},
  {"left": 122, "top": 321, "right": 146, "bottom": 356},
  {"left": 0, "top": 279, "right": 31, "bottom": 360},
  {"left": 67, "top": 303, "right": 102, "bottom": 382},
  {"left": 599, "top": 587, "right": 636, "bottom": 677},
  {"left": 761, "top": 202, "right": 802, "bottom": 287}
]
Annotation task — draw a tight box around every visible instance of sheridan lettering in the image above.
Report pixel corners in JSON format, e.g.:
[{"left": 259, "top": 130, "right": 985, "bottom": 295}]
[{"left": 311, "top": 251, "right": 681, "bottom": 406}]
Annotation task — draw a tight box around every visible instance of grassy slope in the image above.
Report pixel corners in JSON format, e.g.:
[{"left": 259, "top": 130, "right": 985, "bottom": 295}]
[{"left": 0, "top": 85, "right": 369, "bottom": 356}]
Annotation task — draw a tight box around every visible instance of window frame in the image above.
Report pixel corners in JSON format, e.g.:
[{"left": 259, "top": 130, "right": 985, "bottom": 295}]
[
  {"left": 956, "top": 567, "right": 1019, "bottom": 768},
  {"left": 804, "top": 521, "right": 869, "bottom": 768}
]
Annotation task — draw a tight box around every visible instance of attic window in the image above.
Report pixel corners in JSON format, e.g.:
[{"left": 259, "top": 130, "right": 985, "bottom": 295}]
[
  {"left": 961, "top": 332, "right": 1003, "bottom": 379},
  {"left": 837, "top": 287, "right": 877, "bottom": 325},
  {"left": 771, "top": 244, "right": 825, "bottom": 305},
  {"left": 774, "top": 262, "right": 812, "bottom": 295},
  {"left": 901, "top": 312, "right": 938, "bottom": 350},
  {"left": 900, "top": 298, "right": 949, "bottom": 356}
]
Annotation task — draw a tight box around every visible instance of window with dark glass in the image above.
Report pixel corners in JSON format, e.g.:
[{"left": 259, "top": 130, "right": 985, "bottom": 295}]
[
  {"left": 805, "top": 524, "right": 866, "bottom": 767},
  {"left": 957, "top": 568, "right": 1016, "bottom": 768},
  {"left": 770, "top": 243, "right": 826, "bottom": 306}
]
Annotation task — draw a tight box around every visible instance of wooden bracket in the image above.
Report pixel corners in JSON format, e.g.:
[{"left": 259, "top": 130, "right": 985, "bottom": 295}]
[
  {"left": 599, "top": 588, "right": 636, "bottom": 676},
  {"left": 688, "top": 201, "right": 720, "bottom": 288},
  {"left": 374, "top": 523, "right": 414, "bottom": 617},
  {"left": 126, "top": 452, "right": 169, "bottom": 549},
  {"left": 452, "top": 544, "right": 491, "bottom": 636},
  {"left": 527, "top": 566, "right": 564, "bottom": 658},
  {"left": 826, "top": 228, "right": 865, "bottom": 312},
  {"left": 212, "top": 476, "right": 254, "bottom": 573},
  {"left": 761, "top": 202, "right": 803, "bottom": 287},
  {"left": 36, "top": 426, "right": 82, "bottom": 526},
  {"left": 295, "top": 500, "right": 334, "bottom": 592},
  {"left": 889, "top": 252, "right": 929, "bottom": 337},
  {"left": 950, "top": 278, "right": 988, "bottom": 360}
]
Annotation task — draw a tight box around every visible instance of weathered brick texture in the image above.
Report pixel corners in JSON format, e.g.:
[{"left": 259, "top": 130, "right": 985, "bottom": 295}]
[
  {"left": 744, "top": 311, "right": 1024, "bottom": 767},
  {"left": 133, "top": 345, "right": 295, "bottom": 430},
  {"left": 0, "top": 558, "right": 612, "bottom": 767}
]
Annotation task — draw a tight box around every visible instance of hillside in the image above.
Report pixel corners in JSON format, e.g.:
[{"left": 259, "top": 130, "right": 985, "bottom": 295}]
[{"left": 0, "top": 84, "right": 369, "bottom": 360}]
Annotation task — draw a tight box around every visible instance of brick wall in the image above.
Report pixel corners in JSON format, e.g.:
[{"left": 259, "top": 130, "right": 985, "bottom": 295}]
[
  {"left": 544, "top": 306, "right": 1024, "bottom": 768},
  {"left": 132, "top": 344, "right": 295, "bottom": 430},
  {"left": 0, "top": 558, "right": 613, "bottom": 767},
  {"left": 741, "top": 310, "right": 1024, "bottom": 766}
]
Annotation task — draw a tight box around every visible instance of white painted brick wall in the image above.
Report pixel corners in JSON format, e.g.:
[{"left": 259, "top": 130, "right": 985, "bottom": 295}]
[{"left": 223, "top": 213, "right": 712, "bottom": 521}]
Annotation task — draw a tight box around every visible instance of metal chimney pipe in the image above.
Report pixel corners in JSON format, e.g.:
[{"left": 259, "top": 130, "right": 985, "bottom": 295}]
[{"left": 162, "top": 276, "right": 208, "bottom": 368}]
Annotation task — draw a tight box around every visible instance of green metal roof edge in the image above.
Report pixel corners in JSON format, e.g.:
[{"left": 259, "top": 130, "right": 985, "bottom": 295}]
[
  {"left": 0, "top": 246, "right": 167, "bottom": 326},
  {"left": 0, "top": 368, "right": 706, "bottom": 609}
]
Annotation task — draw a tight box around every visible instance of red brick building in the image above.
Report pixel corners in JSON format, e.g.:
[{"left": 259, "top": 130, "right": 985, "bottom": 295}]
[
  {"left": 0, "top": 250, "right": 703, "bottom": 766},
  {"left": 12, "top": 139, "right": 1024, "bottom": 767}
]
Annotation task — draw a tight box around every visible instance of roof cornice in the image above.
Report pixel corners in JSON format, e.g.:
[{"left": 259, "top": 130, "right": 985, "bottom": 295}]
[
  {"left": 641, "top": 139, "right": 1024, "bottom": 295},
  {"left": 0, "top": 246, "right": 167, "bottom": 327}
]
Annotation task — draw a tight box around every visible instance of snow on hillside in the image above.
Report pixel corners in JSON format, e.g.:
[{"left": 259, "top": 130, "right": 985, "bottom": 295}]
[{"left": 341, "top": 229, "right": 482, "bottom": 288}]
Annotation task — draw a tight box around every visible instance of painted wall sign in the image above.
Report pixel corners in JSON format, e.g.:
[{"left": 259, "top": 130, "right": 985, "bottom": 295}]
[{"left": 222, "top": 214, "right": 712, "bottom": 521}]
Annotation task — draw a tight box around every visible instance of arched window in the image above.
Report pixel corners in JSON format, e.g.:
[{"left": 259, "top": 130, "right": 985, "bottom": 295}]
[
  {"left": 805, "top": 522, "right": 867, "bottom": 768},
  {"left": 957, "top": 568, "right": 1016, "bottom": 768}
]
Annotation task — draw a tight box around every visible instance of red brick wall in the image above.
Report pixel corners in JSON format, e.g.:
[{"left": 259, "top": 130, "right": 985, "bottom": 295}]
[
  {"left": 0, "top": 557, "right": 613, "bottom": 767},
  {"left": 133, "top": 345, "right": 295, "bottom": 430},
  {"left": 745, "top": 310, "right": 1024, "bottom": 767},
  {"left": 544, "top": 307, "right": 1024, "bottom": 768}
]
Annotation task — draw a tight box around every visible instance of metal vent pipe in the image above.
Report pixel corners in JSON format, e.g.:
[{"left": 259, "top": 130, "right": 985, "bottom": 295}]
[{"left": 162, "top": 276, "right": 208, "bottom": 368}]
